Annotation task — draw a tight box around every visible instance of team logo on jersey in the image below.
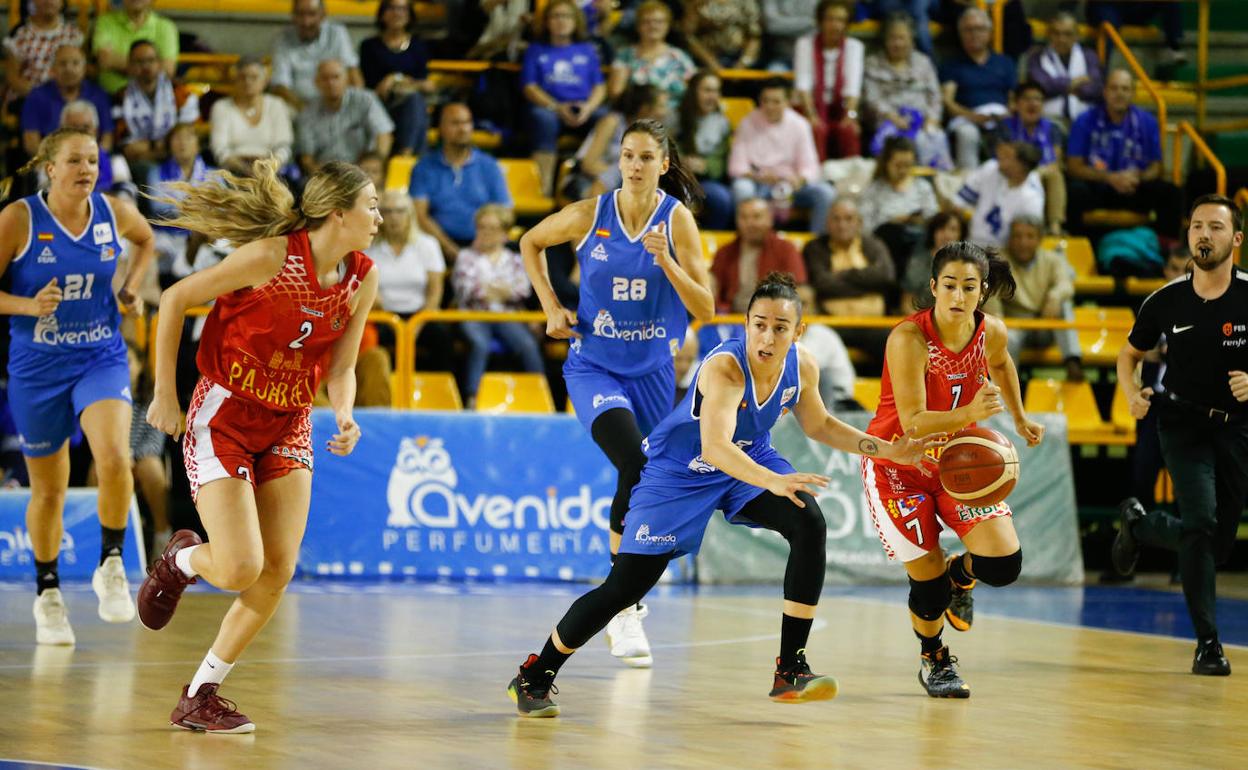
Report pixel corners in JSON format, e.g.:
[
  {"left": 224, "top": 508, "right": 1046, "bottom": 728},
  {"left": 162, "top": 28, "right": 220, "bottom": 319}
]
[
  {"left": 1223, "top": 323, "right": 1247, "bottom": 347},
  {"left": 886, "top": 494, "right": 927, "bottom": 520},
  {"left": 331, "top": 315, "right": 344, "bottom": 331},
  {"left": 590, "top": 310, "right": 667, "bottom": 343},
  {"left": 594, "top": 228, "right": 610, "bottom": 238},
  {"left": 31, "top": 315, "right": 114, "bottom": 346},
  {"left": 590, "top": 243, "right": 609, "bottom": 262},
  {"left": 633, "top": 524, "right": 677, "bottom": 546},
  {"left": 780, "top": 386, "right": 797, "bottom": 405},
  {"left": 947, "top": 372, "right": 967, "bottom": 381},
  {"left": 37, "top": 247, "right": 56, "bottom": 264},
  {"left": 37, "top": 232, "right": 54, "bottom": 242},
  {"left": 301, "top": 306, "right": 325, "bottom": 318},
  {"left": 92, "top": 222, "right": 113, "bottom": 245},
  {"left": 100, "top": 245, "right": 115, "bottom": 262},
  {"left": 592, "top": 393, "right": 629, "bottom": 409}
]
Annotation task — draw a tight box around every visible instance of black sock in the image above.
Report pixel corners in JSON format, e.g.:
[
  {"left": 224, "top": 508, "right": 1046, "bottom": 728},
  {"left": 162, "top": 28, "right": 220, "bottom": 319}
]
[
  {"left": 100, "top": 525, "right": 126, "bottom": 565},
  {"left": 915, "top": 629, "right": 944, "bottom": 655},
  {"left": 779, "top": 614, "right": 814, "bottom": 667},
  {"left": 948, "top": 553, "right": 974, "bottom": 589},
  {"left": 532, "top": 636, "right": 572, "bottom": 681},
  {"left": 35, "top": 559, "right": 59, "bottom": 595}
]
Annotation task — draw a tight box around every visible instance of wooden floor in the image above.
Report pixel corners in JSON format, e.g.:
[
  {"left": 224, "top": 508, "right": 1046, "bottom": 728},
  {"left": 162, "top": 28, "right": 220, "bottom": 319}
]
[{"left": 0, "top": 581, "right": 1245, "bottom": 770}]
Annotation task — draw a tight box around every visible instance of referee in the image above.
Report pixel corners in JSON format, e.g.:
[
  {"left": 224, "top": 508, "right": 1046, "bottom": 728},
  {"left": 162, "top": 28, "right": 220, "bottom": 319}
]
[{"left": 1113, "top": 194, "right": 1248, "bottom": 677}]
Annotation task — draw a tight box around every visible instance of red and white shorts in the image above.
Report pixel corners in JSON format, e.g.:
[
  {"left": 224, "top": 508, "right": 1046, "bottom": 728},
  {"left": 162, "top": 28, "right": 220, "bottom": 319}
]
[
  {"left": 183, "top": 377, "right": 313, "bottom": 501},
  {"left": 860, "top": 457, "right": 1011, "bottom": 563}
]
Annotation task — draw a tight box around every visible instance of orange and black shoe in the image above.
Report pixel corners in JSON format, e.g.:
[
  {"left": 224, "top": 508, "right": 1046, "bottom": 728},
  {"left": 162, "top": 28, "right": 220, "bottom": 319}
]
[
  {"left": 945, "top": 555, "right": 976, "bottom": 632},
  {"left": 919, "top": 646, "right": 970, "bottom": 698},
  {"left": 768, "top": 651, "right": 839, "bottom": 703},
  {"left": 508, "top": 654, "right": 560, "bottom": 718}
]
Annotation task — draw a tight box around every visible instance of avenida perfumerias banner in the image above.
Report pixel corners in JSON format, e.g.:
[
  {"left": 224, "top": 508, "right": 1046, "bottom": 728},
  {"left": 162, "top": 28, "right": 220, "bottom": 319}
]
[{"left": 0, "top": 490, "right": 145, "bottom": 580}]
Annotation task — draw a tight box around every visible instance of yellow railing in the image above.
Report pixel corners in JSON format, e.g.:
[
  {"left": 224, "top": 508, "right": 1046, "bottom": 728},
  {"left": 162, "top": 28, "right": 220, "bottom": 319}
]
[
  {"left": 1172, "top": 120, "right": 1226, "bottom": 195},
  {"left": 1097, "top": 21, "right": 1168, "bottom": 159}
]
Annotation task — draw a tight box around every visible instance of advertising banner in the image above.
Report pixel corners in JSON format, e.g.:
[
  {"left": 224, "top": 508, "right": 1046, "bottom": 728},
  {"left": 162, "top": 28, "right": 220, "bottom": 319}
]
[{"left": 0, "top": 490, "right": 145, "bottom": 580}]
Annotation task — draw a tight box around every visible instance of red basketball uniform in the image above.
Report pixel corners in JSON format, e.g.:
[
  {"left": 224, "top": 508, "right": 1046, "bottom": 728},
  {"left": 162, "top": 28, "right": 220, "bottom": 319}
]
[
  {"left": 183, "top": 230, "right": 373, "bottom": 499},
  {"left": 861, "top": 308, "right": 1010, "bottom": 561}
]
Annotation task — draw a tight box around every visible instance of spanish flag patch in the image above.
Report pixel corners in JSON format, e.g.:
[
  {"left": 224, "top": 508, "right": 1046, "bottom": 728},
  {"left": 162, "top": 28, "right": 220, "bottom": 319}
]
[
  {"left": 595, "top": 228, "right": 610, "bottom": 238},
  {"left": 37, "top": 233, "right": 54, "bottom": 241}
]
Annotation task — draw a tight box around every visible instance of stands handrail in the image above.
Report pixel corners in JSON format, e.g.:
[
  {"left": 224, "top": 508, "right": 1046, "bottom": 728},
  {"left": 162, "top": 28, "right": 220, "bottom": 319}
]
[
  {"left": 1097, "top": 21, "right": 1168, "bottom": 159},
  {"left": 1172, "top": 120, "right": 1225, "bottom": 195}
]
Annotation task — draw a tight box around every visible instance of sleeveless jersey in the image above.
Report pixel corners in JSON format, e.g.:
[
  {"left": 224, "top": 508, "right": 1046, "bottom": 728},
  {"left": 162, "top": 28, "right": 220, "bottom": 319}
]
[
  {"left": 571, "top": 189, "right": 687, "bottom": 377},
  {"left": 196, "top": 229, "right": 374, "bottom": 412},
  {"left": 8, "top": 191, "right": 125, "bottom": 371},
  {"left": 867, "top": 308, "right": 989, "bottom": 457},
  {"left": 642, "top": 336, "right": 802, "bottom": 475}
]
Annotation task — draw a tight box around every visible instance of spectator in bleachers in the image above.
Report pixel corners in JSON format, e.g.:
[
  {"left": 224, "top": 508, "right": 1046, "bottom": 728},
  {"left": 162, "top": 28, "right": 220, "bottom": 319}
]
[
  {"left": 209, "top": 55, "right": 294, "bottom": 178},
  {"left": 938, "top": 0, "right": 1032, "bottom": 59},
  {"left": 1086, "top": 1, "right": 1186, "bottom": 67},
  {"left": 91, "top": 0, "right": 178, "bottom": 95},
  {"left": 862, "top": 12, "right": 950, "bottom": 169},
  {"left": 21, "top": 45, "right": 113, "bottom": 156},
  {"left": 939, "top": 6, "right": 1015, "bottom": 170},
  {"left": 361, "top": 0, "right": 434, "bottom": 157},
  {"left": 454, "top": 204, "right": 545, "bottom": 409},
  {"left": 565, "top": 84, "right": 667, "bottom": 201},
  {"left": 146, "top": 122, "right": 213, "bottom": 287},
  {"left": 900, "top": 209, "right": 964, "bottom": 309},
  {"left": 993, "top": 80, "right": 1066, "bottom": 235},
  {"left": 1024, "top": 10, "right": 1103, "bottom": 124},
  {"left": 3, "top": 0, "right": 84, "bottom": 101},
  {"left": 858, "top": 135, "right": 938, "bottom": 277},
  {"left": 674, "top": 70, "right": 733, "bottom": 231},
  {"left": 270, "top": 0, "right": 363, "bottom": 111},
  {"left": 710, "top": 197, "right": 813, "bottom": 313},
  {"left": 357, "top": 150, "right": 386, "bottom": 191},
  {"left": 984, "top": 213, "right": 1084, "bottom": 382},
  {"left": 682, "top": 0, "right": 763, "bottom": 71},
  {"left": 115, "top": 40, "right": 199, "bottom": 172},
  {"left": 872, "top": 1, "right": 939, "bottom": 55},
  {"left": 1065, "top": 68, "right": 1183, "bottom": 240},
  {"left": 728, "top": 77, "right": 837, "bottom": 234},
  {"left": 58, "top": 99, "right": 126, "bottom": 193},
  {"left": 607, "top": 1, "right": 696, "bottom": 111},
  {"left": 801, "top": 321, "right": 859, "bottom": 410},
  {"left": 761, "top": 0, "right": 816, "bottom": 70},
  {"left": 296, "top": 59, "right": 394, "bottom": 176},
  {"left": 522, "top": 0, "right": 608, "bottom": 195},
  {"left": 957, "top": 140, "right": 1044, "bottom": 248},
  {"left": 467, "top": 0, "right": 529, "bottom": 61},
  {"left": 410, "top": 102, "right": 513, "bottom": 260},
  {"left": 794, "top": 0, "right": 863, "bottom": 160}
]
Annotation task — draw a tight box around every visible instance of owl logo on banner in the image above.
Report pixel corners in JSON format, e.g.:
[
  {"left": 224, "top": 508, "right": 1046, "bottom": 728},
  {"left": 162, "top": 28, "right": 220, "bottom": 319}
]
[{"left": 386, "top": 436, "right": 458, "bottom": 526}]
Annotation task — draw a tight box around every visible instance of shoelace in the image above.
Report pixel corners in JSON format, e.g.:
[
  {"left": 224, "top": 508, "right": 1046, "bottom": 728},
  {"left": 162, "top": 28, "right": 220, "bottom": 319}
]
[
  {"left": 522, "top": 675, "right": 558, "bottom": 699},
  {"left": 621, "top": 612, "right": 644, "bottom": 636},
  {"left": 41, "top": 597, "right": 69, "bottom": 626},
  {"left": 102, "top": 567, "right": 127, "bottom": 593},
  {"left": 200, "top": 691, "right": 245, "bottom": 720}
]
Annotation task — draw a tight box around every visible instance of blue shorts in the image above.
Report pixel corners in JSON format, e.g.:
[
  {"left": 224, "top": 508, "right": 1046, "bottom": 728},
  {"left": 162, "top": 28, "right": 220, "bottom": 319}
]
[
  {"left": 618, "top": 446, "right": 794, "bottom": 557},
  {"left": 8, "top": 347, "right": 131, "bottom": 457},
  {"left": 564, "top": 353, "right": 675, "bottom": 436}
]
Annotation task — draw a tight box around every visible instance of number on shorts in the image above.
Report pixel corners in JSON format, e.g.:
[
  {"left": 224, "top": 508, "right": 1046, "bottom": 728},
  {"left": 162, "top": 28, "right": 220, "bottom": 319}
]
[
  {"left": 236, "top": 465, "right": 252, "bottom": 482},
  {"left": 951, "top": 383, "right": 963, "bottom": 409},
  {"left": 288, "top": 320, "right": 313, "bottom": 349},
  {"left": 904, "top": 516, "right": 925, "bottom": 545},
  {"left": 612, "top": 277, "right": 647, "bottom": 301}
]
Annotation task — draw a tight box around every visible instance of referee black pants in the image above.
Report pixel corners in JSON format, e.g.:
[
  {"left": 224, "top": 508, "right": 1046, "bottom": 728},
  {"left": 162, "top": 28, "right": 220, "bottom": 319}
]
[{"left": 1133, "top": 406, "right": 1248, "bottom": 639}]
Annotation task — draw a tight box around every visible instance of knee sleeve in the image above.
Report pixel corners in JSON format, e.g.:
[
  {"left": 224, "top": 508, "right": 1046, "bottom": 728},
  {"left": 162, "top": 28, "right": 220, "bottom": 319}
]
[
  {"left": 592, "top": 409, "right": 646, "bottom": 535},
  {"left": 555, "top": 553, "right": 667, "bottom": 648},
  {"left": 908, "top": 573, "right": 951, "bottom": 621},
  {"left": 971, "top": 550, "right": 1022, "bottom": 587}
]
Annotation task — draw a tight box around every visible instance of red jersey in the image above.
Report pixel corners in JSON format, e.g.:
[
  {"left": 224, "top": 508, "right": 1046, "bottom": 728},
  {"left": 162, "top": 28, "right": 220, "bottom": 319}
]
[
  {"left": 196, "top": 230, "right": 374, "bottom": 412},
  {"left": 867, "top": 308, "right": 989, "bottom": 452}
]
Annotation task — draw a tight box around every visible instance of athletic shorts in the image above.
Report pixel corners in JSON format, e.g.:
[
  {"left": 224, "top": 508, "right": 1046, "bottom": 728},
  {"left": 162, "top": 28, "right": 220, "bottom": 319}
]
[
  {"left": 183, "top": 377, "right": 313, "bottom": 501},
  {"left": 860, "top": 456, "right": 1011, "bottom": 563},
  {"left": 618, "top": 446, "right": 794, "bottom": 558},
  {"left": 564, "top": 353, "right": 675, "bottom": 437},
  {"left": 8, "top": 346, "right": 130, "bottom": 457}
]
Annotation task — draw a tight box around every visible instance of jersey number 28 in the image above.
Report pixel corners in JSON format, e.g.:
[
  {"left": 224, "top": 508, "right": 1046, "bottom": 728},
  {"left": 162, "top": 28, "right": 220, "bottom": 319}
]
[{"left": 612, "top": 277, "right": 646, "bottom": 301}]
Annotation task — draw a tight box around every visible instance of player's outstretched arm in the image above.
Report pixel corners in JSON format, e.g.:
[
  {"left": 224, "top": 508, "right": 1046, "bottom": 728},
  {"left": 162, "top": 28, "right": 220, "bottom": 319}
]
[
  {"left": 323, "top": 269, "right": 378, "bottom": 457},
  {"left": 985, "top": 315, "right": 1044, "bottom": 446},
  {"left": 519, "top": 199, "right": 596, "bottom": 339}
]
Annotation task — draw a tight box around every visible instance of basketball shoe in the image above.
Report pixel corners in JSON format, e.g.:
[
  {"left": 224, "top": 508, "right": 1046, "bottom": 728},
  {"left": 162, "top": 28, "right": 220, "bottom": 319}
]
[
  {"left": 945, "top": 555, "right": 975, "bottom": 632},
  {"left": 508, "top": 654, "right": 560, "bottom": 717},
  {"left": 138, "top": 529, "right": 202, "bottom": 631},
  {"left": 919, "top": 646, "right": 970, "bottom": 698},
  {"left": 171, "top": 684, "right": 255, "bottom": 733},
  {"left": 604, "top": 603, "right": 652, "bottom": 668},
  {"left": 33, "top": 588, "right": 75, "bottom": 646},
  {"left": 1111, "top": 497, "right": 1144, "bottom": 577},
  {"left": 1193, "top": 637, "right": 1231, "bottom": 676},
  {"left": 92, "top": 554, "right": 136, "bottom": 623},
  {"left": 768, "top": 651, "right": 839, "bottom": 703}
]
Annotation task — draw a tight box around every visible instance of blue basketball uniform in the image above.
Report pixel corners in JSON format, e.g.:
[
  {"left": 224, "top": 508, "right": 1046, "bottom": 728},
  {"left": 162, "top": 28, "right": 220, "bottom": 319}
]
[
  {"left": 7, "top": 191, "right": 130, "bottom": 457},
  {"left": 619, "top": 337, "right": 804, "bottom": 557},
  {"left": 564, "top": 189, "right": 688, "bottom": 435}
]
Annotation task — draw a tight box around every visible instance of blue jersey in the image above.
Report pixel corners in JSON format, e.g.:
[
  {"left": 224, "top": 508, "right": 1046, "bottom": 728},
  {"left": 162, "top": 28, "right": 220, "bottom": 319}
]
[
  {"left": 8, "top": 191, "right": 125, "bottom": 374},
  {"left": 570, "top": 189, "right": 687, "bottom": 377},
  {"left": 643, "top": 336, "right": 802, "bottom": 475}
]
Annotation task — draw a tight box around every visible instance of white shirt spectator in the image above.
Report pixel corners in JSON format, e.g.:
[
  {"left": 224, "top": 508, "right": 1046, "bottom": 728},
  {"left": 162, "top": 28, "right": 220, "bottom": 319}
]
[
  {"left": 958, "top": 160, "right": 1046, "bottom": 248},
  {"left": 270, "top": 20, "right": 358, "bottom": 105},
  {"left": 793, "top": 34, "right": 864, "bottom": 103},
  {"left": 210, "top": 94, "right": 294, "bottom": 167},
  {"left": 365, "top": 233, "right": 446, "bottom": 315}
]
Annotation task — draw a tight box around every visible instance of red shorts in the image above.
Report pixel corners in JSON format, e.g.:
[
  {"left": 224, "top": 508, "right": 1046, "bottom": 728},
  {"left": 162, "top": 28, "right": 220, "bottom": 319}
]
[
  {"left": 183, "top": 377, "right": 313, "bottom": 501},
  {"left": 860, "top": 456, "right": 1011, "bottom": 563}
]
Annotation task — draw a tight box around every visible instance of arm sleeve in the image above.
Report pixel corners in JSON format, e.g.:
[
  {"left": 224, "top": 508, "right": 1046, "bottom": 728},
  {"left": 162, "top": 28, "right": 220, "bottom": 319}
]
[
  {"left": 1141, "top": 112, "right": 1162, "bottom": 165},
  {"left": 294, "top": 108, "right": 314, "bottom": 156},
  {"left": 423, "top": 234, "right": 447, "bottom": 272},
  {"left": 957, "top": 164, "right": 987, "bottom": 206},
  {"left": 156, "top": 17, "right": 179, "bottom": 62},
  {"left": 487, "top": 158, "right": 513, "bottom": 207},
  {"left": 1045, "top": 250, "right": 1074, "bottom": 303},
  {"left": 271, "top": 98, "right": 294, "bottom": 164},
  {"left": 1127, "top": 291, "right": 1163, "bottom": 351},
  {"left": 366, "top": 90, "right": 395, "bottom": 134},
  {"left": 1066, "top": 113, "right": 1090, "bottom": 159},
  {"left": 409, "top": 159, "right": 430, "bottom": 199},
  {"left": 520, "top": 46, "right": 540, "bottom": 89},
  {"left": 586, "top": 45, "right": 604, "bottom": 87},
  {"left": 359, "top": 38, "right": 384, "bottom": 88},
  {"left": 727, "top": 117, "right": 753, "bottom": 179},
  {"left": 270, "top": 44, "right": 293, "bottom": 89},
  {"left": 843, "top": 39, "right": 864, "bottom": 100},
  {"left": 335, "top": 25, "right": 360, "bottom": 68},
  {"left": 793, "top": 36, "right": 813, "bottom": 93},
  {"left": 794, "top": 116, "right": 821, "bottom": 183},
  {"left": 920, "top": 55, "right": 943, "bottom": 121},
  {"left": 1076, "top": 46, "right": 1104, "bottom": 102},
  {"left": 209, "top": 99, "right": 231, "bottom": 161}
]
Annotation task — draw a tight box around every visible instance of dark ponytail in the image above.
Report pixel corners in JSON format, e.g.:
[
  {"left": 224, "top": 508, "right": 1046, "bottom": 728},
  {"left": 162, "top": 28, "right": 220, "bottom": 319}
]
[
  {"left": 623, "top": 117, "right": 705, "bottom": 213},
  {"left": 917, "top": 240, "right": 1016, "bottom": 309},
  {"left": 745, "top": 271, "right": 803, "bottom": 316}
]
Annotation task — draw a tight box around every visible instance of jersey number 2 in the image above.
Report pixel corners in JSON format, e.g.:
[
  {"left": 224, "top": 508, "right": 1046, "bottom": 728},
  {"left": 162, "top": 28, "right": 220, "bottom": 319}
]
[{"left": 288, "top": 320, "right": 313, "bottom": 349}]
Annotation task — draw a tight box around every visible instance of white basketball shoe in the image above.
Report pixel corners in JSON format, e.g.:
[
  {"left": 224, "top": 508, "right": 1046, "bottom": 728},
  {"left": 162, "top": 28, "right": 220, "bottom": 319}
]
[
  {"left": 93, "top": 555, "right": 136, "bottom": 623},
  {"left": 33, "top": 588, "right": 76, "bottom": 646},
  {"left": 605, "top": 603, "right": 653, "bottom": 668}
]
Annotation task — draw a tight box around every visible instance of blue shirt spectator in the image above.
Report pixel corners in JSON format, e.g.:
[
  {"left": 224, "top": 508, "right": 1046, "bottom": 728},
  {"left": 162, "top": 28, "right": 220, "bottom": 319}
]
[
  {"left": 938, "top": 50, "right": 1016, "bottom": 111},
  {"left": 21, "top": 77, "right": 113, "bottom": 145},
  {"left": 1066, "top": 103, "right": 1160, "bottom": 174},
  {"left": 521, "top": 41, "right": 603, "bottom": 104}
]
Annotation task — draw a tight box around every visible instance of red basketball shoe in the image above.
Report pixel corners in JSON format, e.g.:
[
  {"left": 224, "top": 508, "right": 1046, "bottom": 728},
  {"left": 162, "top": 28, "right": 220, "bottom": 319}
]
[
  {"left": 171, "top": 684, "right": 255, "bottom": 733},
  {"left": 768, "top": 652, "right": 839, "bottom": 703},
  {"left": 138, "top": 529, "right": 201, "bottom": 631}
]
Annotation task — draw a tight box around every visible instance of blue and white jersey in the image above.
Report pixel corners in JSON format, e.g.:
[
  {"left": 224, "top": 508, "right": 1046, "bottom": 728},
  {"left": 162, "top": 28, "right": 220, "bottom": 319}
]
[
  {"left": 8, "top": 190, "right": 125, "bottom": 373},
  {"left": 570, "top": 189, "right": 687, "bottom": 377},
  {"left": 642, "top": 336, "right": 802, "bottom": 475}
]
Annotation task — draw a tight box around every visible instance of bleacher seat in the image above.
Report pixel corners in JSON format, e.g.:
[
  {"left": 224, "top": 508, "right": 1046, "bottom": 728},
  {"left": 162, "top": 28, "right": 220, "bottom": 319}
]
[
  {"left": 410, "top": 372, "right": 463, "bottom": 411},
  {"left": 700, "top": 230, "right": 731, "bottom": 264},
  {"left": 1042, "top": 236, "right": 1113, "bottom": 294},
  {"left": 722, "top": 98, "right": 754, "bottom": 130},
  {"left": 476, "top": 373, "right": 556, "bottom": 414},
  {"left": 1023, "top": 378, "right": 1123, "bottom": 444},
  {"left": 500, "top": 159, "right": 555, "bottom": 217},
  {"left": 853, "top": 377, "right": 881, "bottom": 412},
  {"left": 1074, "top": 305, "right": 1133, "bottom": 366},
  {"left": 1109, "top": 384, "right": 1137, "bottom": 441},
  {"left": 385, "top": 155, "right": 417, "bottom": 192}
]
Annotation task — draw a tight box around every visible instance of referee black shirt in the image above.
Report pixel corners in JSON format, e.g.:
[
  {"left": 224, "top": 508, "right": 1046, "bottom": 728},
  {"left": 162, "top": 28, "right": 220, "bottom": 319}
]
[{"left": 1129, "top": 269, "right": 1248, "bottom": 414}]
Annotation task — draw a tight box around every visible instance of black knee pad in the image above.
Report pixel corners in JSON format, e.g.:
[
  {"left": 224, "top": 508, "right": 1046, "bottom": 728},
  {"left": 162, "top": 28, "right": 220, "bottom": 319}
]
[
  {"left": 908, "top": 573, "right": 951, "bottom": 621},
  {"left": 971, "top": 550, "right": 1022, "bottom": 587},
  {"left": 791, "top": 493, "right": 828, "bottom": 544}
]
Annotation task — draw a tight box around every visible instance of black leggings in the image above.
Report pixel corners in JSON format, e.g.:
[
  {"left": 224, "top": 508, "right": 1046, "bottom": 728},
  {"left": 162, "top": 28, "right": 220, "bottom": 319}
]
[
  {"left": 554, "top": 491, "right": 827, "bottom": 649},
  {"left": 591, "top": 408, "right": 648, "bottom": 536}
]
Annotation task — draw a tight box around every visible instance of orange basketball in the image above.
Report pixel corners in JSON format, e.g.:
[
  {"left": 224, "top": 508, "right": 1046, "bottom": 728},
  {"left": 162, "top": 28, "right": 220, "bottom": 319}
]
[{"left": 938, "top": 427, "right": 1020, "bottom": 506}]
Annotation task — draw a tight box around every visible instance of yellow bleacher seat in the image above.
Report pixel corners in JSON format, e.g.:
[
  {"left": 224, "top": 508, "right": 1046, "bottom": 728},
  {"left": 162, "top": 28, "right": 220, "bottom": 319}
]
[
  {"left": 410, "top": 372, "right": 463, "bottom": 411},
  {"left": 1023, "top": 378, "right": 1123, "bottom": 444},
  {"left": 701, "top": 230, "right": 733, "bottom": 265},
  {"left": 385, "top": 155, "right": 417, "bottom": 192},
  {"left": 476, "top": 373, "right": 556, "bottom": 414},
  {"left": 853, "top": 377, "right": 882, "bottom": 412},
  {"left": 780, "top": 231, "right": 816, "bottom": 252},
  {"left": 1074, "top": 305, "right": 1133, "bottom": 366},
  {"left": 500, "top": 159, "right": 555, "bottom": 217},
  {"left": 1043, "top": 236, "right": 1113, "bottom": 294},
  {"left": 722, "top": 97, "right": 755, "bottom": 131},
  {"left": 1083, "top": 210, "right": 1151, "bottom": 230},
  {"left": 1109, "top": 384, "right": 1137, "bottom": 441}
]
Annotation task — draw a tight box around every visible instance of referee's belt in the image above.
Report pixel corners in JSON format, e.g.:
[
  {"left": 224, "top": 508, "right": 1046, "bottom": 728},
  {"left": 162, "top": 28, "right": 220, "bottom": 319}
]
[{"left": 1161, "top": 392, "right": 1247, "bottom": 424}]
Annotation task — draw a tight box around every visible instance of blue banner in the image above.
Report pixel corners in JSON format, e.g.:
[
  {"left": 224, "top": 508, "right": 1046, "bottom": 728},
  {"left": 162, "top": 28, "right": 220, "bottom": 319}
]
[
  {"left": 0, "top": 490, "right": 145, "bottom": 580},
  {"left": 304, "top": 410, "right": 618, "bottom": 580}
]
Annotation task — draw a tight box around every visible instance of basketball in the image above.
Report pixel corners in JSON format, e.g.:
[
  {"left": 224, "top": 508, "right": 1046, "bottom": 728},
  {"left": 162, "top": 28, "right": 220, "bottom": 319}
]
[{"left": 938, "top": 427, "right": 1020, "bottom": 506}]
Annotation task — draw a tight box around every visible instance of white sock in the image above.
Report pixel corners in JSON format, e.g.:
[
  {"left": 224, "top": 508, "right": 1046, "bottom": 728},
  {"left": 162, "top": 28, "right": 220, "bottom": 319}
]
[
  {"left": 188, "top": 649, "right": 232, "bottom": 697},
  {"left": 174, "top": 544, "right": 200, "bottom": 578}
]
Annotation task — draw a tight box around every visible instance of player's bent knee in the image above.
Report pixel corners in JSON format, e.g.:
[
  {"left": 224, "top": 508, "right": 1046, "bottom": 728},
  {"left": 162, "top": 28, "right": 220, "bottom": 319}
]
[
  {"left": 792, "top": 494, "right": 827, "bottom": 544},
  {"left": 217, "top": 558, "right": 264, "bottom": 592},
  {"left": 972, "top": 550, "right": 1022, "bottom": 587},
  {"left": 908, "top": 573, "right": 951, "bottom": 621}
]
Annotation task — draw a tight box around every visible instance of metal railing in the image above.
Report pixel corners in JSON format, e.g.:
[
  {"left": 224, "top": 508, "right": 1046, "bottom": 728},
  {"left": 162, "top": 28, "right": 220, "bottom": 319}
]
[{"left": 1172, "top": 120, "right": 1226, "bottom": 195}]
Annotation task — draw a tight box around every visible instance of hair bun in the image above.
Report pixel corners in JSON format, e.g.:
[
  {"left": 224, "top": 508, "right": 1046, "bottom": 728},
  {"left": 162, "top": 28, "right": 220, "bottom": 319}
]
[{"left": 758, "top": 271, "right": 797, "bottom": 290}]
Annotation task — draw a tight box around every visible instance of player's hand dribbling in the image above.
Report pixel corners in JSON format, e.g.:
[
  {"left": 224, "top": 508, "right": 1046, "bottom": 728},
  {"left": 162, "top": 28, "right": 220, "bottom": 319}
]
[
  {"left": 642, "top": 221, "right": 670, "bottom": 266},
  {"left": 1128, "top": 386, "right": 1153, "bottom": 419},
  {"left": 966, "top": 381, "right": 1004, "bottom": 421},
  {"left": 146, "top": 394, "right": 184, "bottom": 439},
  {"left": 543, "top": 306, "right": 581, "bottom": 340},
  {"left": 328, "top": 414, "right": 361, "bottom": 456},
  {"left": 29, "top": 278, "right": 62, "bottom": 316},
  {"left": 766, "top": 472, "right": 829, "bottom": 508},
  {"left": 1015, "top": 417, "right": 1045, "bottom": 447},
  {"left": 1229, "top": 371, "right": 1248, "bottom": 402},
  {"left": 884, "top": 428, "right": 944, "bottom": 471}
]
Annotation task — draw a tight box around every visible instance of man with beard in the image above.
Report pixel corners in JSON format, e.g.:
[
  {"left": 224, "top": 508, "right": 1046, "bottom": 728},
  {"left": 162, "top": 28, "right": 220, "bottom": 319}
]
[{"left": 1113, "top": 194, "right": 1248, "bottom": 677}]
